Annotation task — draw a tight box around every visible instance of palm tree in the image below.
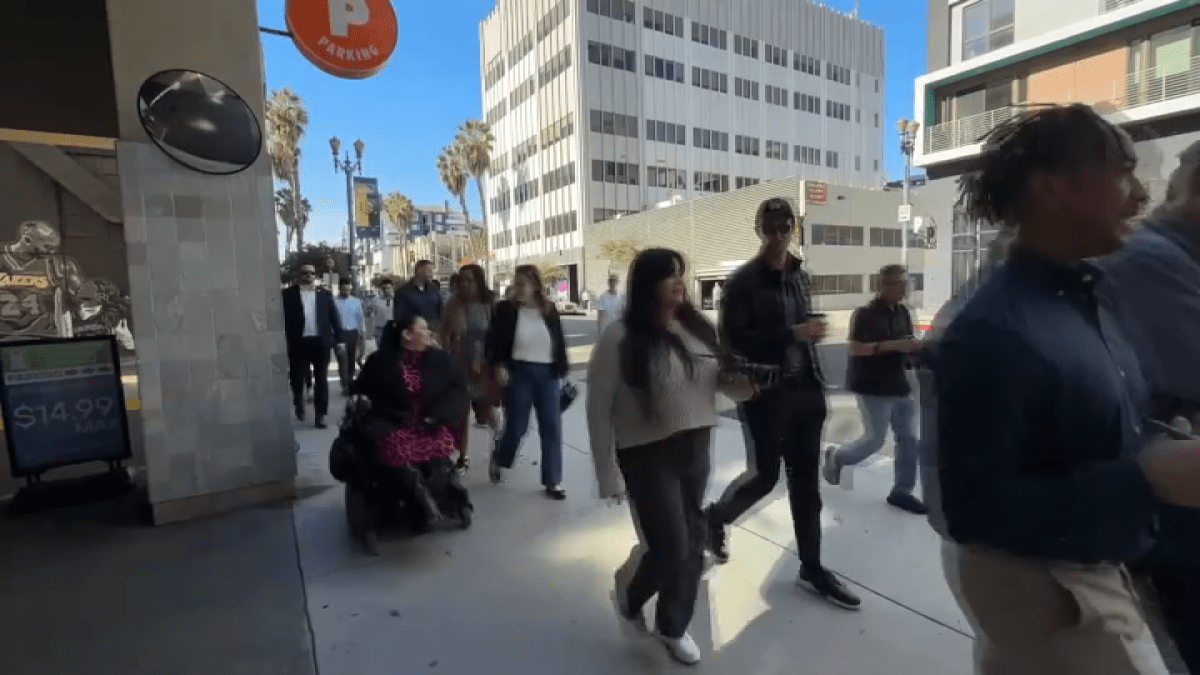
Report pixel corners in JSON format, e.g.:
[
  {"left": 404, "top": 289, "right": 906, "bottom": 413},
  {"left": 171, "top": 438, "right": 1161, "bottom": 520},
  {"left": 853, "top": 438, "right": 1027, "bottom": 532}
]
[
  {"left": 275, "top": 187, "right": 311, "bottom": 254},
  {"left": 454, "top": 120, "right": 494, "bottom": 262},
  {"left": 265, "top": 87, "right": 309, "bottom": 252},
  {"left": 383, "top": 191, "right": 415, "bottom": 276},
  {"left": 437, "top": 145, "right": 472, "bottom": 270}
]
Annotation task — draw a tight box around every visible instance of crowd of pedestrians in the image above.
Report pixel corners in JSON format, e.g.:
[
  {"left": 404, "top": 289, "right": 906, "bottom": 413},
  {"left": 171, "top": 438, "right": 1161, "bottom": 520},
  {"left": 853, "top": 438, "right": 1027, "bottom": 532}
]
[{"left": 284, "top": 102, "right": 1200, "bottom": 673}]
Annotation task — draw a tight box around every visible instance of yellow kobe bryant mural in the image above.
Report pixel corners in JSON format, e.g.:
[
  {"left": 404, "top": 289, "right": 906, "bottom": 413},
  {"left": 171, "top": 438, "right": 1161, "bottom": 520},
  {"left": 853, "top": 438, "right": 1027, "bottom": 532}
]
[{"left": 353, "top": 177, "right": 381, "bottom": 239}]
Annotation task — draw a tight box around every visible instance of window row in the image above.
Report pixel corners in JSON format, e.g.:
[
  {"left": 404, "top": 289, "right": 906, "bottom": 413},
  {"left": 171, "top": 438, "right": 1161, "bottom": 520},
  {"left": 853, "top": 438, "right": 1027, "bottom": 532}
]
[
  {"left": 591, "top": 160, "right": 640, "bottom": 185},
  {"left": 489, "top": 152, "right": 508, "bottom": 177},
  {"left": 734, "top": 77, "right": 759, "bottom": 101},
  {"left": 870, "top": 272, "right": 925, "bottom": 292},
  {"left": 645, "top": 54, "right": 685, "bottom": 82},
  {"left": 542, "top": 161, "right": 577, "bottom": 193},
  {"left": 514, "top": 178, "right": 540, "bottom": 206},
  {"left": 693, "top": 127, "right": 730, "bottom": 151},
  {"left": 733, "top": 34, "right": 759, "bottom": 59},
  {"left": 588, "top": 41, "right": 637, "bottom": 72},
  {"left": 734, "top": 134, "right": 760, "bottom": 156},
  {"left": 735, "top": 176, "right": 761, "bottom": 189},
  {"left": 765, "top": 84, "right": 787, "bottom": 107},
  {"left": 795, "top": 92, "right": 821, "bottom": 114},
  {"left": 585, "top": 0, "right": 634, "bottom": 23},
  {"left": 492, "top": 229, "right": 512, "bottom": 249},
  {"left": 870, "top": 227, "right": 903, "bottom": 248},
  {"left": 593, "top": 208, "right": 639, "bottom": 222},
  {"left": 694, "top": 171, "right": 729, "bottom": 194},
  {"left": 537, "top": 0, "right": 571, "bottom": 41},
  {"left": 644, "top": 7, "right": 684, "bottom": 37},
  {"left": 516, "top": 222, "right": 541, "bottom": 245},
  {"left": 811, "top": 274, "right": 863, "bottom": 295},
  {"left": 546, "top": 210, "right": 579, "bottom": 236},
  {"left": 538, "top": 46, "right": 572, "bottom": 88},
  {"left": 827, "top": 100, "right": 851, "bottom": 121},
  {"left": 764, "top": 43, "right": 787, "bottom": 67},
  {"left": 590, "top": 109, "right": 639, "bottom": 138},
  {"left": 826, "top": 62, "right": 851, "bottom": 85},
  {"left": 795, "top": 53, "right": 821, "bottom": 75},
  {"left": 484, "top": 55, "right": 505, "bottom": 90},
  {"left": 646, "top": 165, "right": 687, "bottom": 189},
  {"left": 540, "top": 112, "right": 575, "bottom": 150},
  {"left": 811, "top": 224, "right": 863, "bottom": 246},
  {"left": 765, "top": 140, "right": 787, "bottom": 160},
  {"left": 691, "top": 21, "right": 727, "bottom": 49},
  {"left": 508, "top": 33, "right": 533, "bottom": 65},
  {"left": 486, "top": 100, "right": 506, "bottom": 125},
  {"left": 509, "top": 75, "right": 536, "bottom": 109},
  {"left": 796, "top": 145, "right": 821, "bottom": 166},
  {"left": 692, "top": 66, "right": 728, "bottom": 93},
  {"left": 647, "top": 119, "right": 686, "bottom": 145},
  {"left": 490, "top": 191, "right": 511, "bottom": 214},
  {"left": 512, "top": 134, "right": 539, "bottom": 166}
]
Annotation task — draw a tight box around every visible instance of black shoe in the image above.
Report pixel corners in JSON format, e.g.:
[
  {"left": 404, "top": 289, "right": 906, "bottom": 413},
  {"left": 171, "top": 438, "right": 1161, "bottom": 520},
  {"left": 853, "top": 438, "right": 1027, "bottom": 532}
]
[
  {"left": 887, "top": 493, "right": 928, "bottom": 515},
  {"left": 797, "top": 566, "right": 862, "bottom": 610},
  {"left": 704, "top": 506, "right": 730, "bottom": 565},
  {"left": 315, "top": 417, "right": 327, "bottom": 429},
  {"left": 295, "top": 405, "right": 305, "bottom": 422},
  {"left": 544, "top": 486, "right": 567, "bottom": 500}
]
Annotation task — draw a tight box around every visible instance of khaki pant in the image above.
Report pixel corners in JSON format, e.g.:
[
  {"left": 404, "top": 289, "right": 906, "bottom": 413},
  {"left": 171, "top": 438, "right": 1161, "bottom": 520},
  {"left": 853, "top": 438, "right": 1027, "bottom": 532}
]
[{"left": 942, "top": 541, "right": 1169, "bottom": 675}]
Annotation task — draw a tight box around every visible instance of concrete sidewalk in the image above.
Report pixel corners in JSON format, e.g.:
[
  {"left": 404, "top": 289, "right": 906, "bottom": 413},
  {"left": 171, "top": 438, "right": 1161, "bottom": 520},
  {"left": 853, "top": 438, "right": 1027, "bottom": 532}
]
[{"left": 292, "top": 383, "right": 972, "bottom": 674}]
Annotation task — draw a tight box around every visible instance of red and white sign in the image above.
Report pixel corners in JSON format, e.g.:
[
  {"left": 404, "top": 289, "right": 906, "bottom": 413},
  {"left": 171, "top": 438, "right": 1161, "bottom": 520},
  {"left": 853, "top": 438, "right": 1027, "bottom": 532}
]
[{"left": 286, "top": 0, "right": 398, "bottom": 80}]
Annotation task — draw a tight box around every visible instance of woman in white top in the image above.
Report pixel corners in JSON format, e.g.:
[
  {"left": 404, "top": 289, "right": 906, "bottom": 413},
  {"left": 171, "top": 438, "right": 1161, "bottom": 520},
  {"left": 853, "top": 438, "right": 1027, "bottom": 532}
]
[
  {"left": 485, "top": 265, "right": 570, "bottom": 499},
  {"left": 587, "top": 248, "right": 756, "bottom": 666}
]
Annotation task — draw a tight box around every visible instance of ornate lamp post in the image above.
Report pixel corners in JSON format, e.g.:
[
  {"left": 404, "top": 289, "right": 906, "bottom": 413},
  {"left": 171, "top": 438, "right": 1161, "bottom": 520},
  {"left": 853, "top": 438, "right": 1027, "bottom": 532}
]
[
  {"left": 331, "top": 136, "right": 365, "bottom": 288},
  {"left": 896, "top": 117, "right": 921, "bottom": 271}
]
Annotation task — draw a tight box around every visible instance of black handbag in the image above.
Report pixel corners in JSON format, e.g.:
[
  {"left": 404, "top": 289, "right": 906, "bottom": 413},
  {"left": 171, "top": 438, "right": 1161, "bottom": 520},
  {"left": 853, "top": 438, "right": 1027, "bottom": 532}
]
[{"left": 559, "top": 380, "right": 578, "bottom": 411}]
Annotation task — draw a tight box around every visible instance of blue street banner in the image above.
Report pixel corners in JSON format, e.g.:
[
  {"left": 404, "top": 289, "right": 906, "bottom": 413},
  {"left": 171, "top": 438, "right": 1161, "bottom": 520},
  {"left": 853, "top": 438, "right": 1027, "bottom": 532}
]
[{"left": 354, "top": 176, "right": 381, "bottom": 239}]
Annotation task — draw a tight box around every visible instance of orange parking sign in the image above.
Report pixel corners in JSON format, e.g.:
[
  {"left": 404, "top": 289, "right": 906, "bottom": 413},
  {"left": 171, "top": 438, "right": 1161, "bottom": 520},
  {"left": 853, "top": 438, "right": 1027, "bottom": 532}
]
[{"left": 286, "top": 0, "right": 398, "bottom": 79}]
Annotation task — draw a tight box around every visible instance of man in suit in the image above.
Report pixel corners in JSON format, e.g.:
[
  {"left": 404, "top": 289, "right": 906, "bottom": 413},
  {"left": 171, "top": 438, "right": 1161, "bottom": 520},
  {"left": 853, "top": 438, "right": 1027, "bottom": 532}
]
[{"left": 283, "top": 264, "right": 342, "bottom": 428}]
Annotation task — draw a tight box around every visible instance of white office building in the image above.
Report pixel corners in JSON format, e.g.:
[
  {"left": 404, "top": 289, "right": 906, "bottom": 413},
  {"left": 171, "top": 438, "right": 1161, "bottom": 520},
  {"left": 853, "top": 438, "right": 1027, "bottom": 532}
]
[{"left": 480, "top": 0, "right": 887, "bottom": 300}]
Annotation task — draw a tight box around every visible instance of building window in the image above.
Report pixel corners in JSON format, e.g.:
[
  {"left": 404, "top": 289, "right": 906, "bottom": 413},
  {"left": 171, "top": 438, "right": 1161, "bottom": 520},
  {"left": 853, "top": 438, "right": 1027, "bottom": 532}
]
[
  {"left": 691, "top": 21, "right": 728, "bottom": 49},
  {"left": 491, "top": 229, "right": 513, "bottom": 249},
  {"left": 825, "top": 100, "right": 850, "bottom": 121},
  {"left": 514, "top": 177, "right": 540, "bottom": 206},
  {"left": 541, "top": 161, "right": 577, "bottom": 194},
  {"left": 589, "top": 109, "right": 639, "bottom": 138},
  {"left": 870, "top": 227, "right": 903, "bottom": 247},
  {"left": 513, "top": 134, "right": 539, "bottom": 166},
  {"left": 693, "top": 172, "right": 729, "bottom": 193},
  {"left": 646, "top": 165, "right": 687, "bottom": 189},
  {"left": 825, "top": 62, "right": 850, "bottom": 84},
  {"left": 489, "top": 152, "right": 509, "bottom": 177},
  {"left": 874, "top": 159, "right": 879, "bottom": 171},
  {"left": 826, "top": 151, "right": 839, "bottom": 169},
  {"left": 734, "top": 77, "right": 759, "bottom": 101},
  {"left": 484, "top": 55, "right": 506, "bottom": 90},
  {"left": 545, "top": 210, "right": 579, "bottom": 236},
  {"left": 692, "top": 67, "right": 728, "bottom": 93},
  {"left": 765, "top": 44, "right": 787, "bottom": 67},
  {"left": 765, "top": 140, "right": 787, "bottom": 160},
  {"left": 645, "top": 54, "right": 685, "bottom": 82},
  {"left": 540, "top": 112, "right": 575, "bottom": 149},
  {"left": 644, "top": 7, "right": 684, "bottom": 37},
  {"left": 795, "top": 145, "right": 821, "bottom": 166},
  {"left": 735, "top": 135, "right": 760, "bottom": 156},
  {"left": 486, "top": 100, "right": 507, "bottom": 125},
  {"left": 588, "top": 41, "right": 637, "bottom": 73},
  {"left": 646, "top": 119, "right": 686, "bottom": 145},
  {"left": 590, "top": 160, "right": 640, "bottom": 185},
  {"left": 490, "top": 190, "right": 511, "bottom": 214},
  {"left": 593, "top": 208, "right": 638, "bottom": 222},
  {"left": 810, "top": 224, "right": 863, "bottom": 246},
  {"left": 538, "top": 46, "right": 573, "bottom": 87},
  {"left": 811, "top": 274, "right": 864, "bottom": 295},
  {"left": 508, "top": 33, "right": 534, "bottom": 64},
  {"left": 537, "top": 0, "right": 571, "bottom": 41},
  {"left": 794, "top": 92, "right": 821, "bottom": 114},
  {"left": 962, "top": 0, "right": 1015, "bottom": 60},
  {"left": 508, "top": 76, "right": 537, "bottom": 109},
  {"left": 735, "top": 177, "right": 761, "bottom": 189},
  {"left": 586, "top": 0, "right": 634, "bottom": 23},
  {"left": 794, "top": 54, "right": 821, "bottom": 75},
  {"left": 692, "top": 127, "right": 729, "bottom": 151},
  {"left": 765, "top": 84, "right": 787, "bottom": 107},
  {"left": 871, "top": 272, "right": 925, "bottom": 292},
  {"left": 733, "top": 35, "right": 759, "bottom": 59},
  {"left": 855, "top": 156, "right": 861, "bottom": 171}
]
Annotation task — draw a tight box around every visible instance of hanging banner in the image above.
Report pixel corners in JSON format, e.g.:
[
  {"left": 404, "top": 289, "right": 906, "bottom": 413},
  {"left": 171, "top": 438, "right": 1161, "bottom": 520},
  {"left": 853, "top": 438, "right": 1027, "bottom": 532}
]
[
  {"left": 286, "top": 0, "right": 398, "bottom": 80},
  {"left": 354, "top": 177, "right": 381, "bottom": 239},
  {"left": 805, "top": 181, "right": 828, "bottom": 205}
]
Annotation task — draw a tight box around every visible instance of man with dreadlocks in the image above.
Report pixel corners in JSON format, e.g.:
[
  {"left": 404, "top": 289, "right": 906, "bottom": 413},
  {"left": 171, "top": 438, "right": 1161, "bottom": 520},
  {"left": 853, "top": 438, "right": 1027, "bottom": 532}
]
[{"left": 933, "top": 103, "right": 1200, "bottom": 675}]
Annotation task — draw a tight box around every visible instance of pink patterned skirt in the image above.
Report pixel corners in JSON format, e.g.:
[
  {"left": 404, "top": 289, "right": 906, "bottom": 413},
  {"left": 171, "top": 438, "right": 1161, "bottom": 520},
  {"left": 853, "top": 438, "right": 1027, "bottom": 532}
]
[{"left": 377, "top": 352, "right": 459, "bottom": 468}]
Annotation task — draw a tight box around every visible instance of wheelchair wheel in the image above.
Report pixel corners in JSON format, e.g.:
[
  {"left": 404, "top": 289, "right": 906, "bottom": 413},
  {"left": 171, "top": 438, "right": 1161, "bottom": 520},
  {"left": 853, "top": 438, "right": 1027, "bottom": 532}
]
[
  {"left": 344, "top": 484, "right": 379, "bottom": 556},
  {"left": 458, "top": 505, "right": 473, "bottom": 530}
]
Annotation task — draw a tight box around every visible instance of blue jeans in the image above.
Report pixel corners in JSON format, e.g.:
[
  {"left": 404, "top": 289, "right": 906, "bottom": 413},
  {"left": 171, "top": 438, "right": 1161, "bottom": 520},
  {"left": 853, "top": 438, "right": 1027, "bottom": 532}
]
[
  {"left": 493, "top": 361, "right": 563, "bottom": 487},
  {"left": 833, "top": 394, "right": 919, "bottom": 496}
]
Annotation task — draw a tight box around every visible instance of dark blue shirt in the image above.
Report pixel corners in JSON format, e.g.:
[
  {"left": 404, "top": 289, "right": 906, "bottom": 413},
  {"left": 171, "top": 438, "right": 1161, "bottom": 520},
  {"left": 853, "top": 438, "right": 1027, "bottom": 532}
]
[{"left": 934, "top": 246, "right": 1157, "bottom": 563}]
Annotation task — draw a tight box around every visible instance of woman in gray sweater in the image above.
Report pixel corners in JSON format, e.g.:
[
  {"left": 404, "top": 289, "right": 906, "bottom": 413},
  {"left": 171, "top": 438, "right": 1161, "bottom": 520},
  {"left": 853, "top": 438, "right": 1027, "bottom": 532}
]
[{"left": 586, "top": 248, "right": 755, "bottom": 666}]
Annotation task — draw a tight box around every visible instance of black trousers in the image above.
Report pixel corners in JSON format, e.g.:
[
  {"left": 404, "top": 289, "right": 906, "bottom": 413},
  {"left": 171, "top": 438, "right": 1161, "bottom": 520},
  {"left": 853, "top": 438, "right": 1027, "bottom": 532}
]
[
  {"left": 711, "top": 378, "right": 828, "bottom": 567},
  {"left": 289, "top": 336, "right": 331, "bottom": 417},
  {"left": 618, "top": 428, "right": 711, "bottom": 639},
  {"left": 336, "top": 329, "right": 360, "bottom": 390}
]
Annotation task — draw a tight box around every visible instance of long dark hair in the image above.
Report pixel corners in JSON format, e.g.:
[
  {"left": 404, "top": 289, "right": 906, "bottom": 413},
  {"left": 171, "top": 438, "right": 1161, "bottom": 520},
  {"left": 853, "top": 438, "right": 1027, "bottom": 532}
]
[
  {"left": 455, "top": 263, "right": 495, "bottom": 304},
  {"left": 619, "top": 248, "right": 720, "bottom": 417},
  {"left": 513, "top": 264, "right": 553, "bottom": 315}
]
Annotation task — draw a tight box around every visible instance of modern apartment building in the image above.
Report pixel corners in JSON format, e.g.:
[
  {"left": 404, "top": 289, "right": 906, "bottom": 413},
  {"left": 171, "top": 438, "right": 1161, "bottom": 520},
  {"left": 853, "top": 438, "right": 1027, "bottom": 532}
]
[
  {"left": 480, "top": 0, "right": 886, "bottom": 300},
  {"left": 916, "top": 0, "right": 1200, "bottom": 296}
]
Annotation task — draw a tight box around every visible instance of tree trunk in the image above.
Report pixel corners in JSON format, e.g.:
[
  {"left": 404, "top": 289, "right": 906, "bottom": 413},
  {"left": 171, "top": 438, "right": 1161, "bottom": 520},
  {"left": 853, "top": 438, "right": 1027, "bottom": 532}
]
[
  {"left": 473, "top": 175, "right": 491, "bottom": 283},
  {"left": 291, "top": 161, "right": 305, "bottom": 251}
]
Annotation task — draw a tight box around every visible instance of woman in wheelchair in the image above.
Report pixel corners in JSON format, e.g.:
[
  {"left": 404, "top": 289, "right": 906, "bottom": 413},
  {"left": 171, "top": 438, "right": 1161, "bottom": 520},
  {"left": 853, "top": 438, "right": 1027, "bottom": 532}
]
[{"left": 352, "top": 313, "right": 472, "bottom": 532}]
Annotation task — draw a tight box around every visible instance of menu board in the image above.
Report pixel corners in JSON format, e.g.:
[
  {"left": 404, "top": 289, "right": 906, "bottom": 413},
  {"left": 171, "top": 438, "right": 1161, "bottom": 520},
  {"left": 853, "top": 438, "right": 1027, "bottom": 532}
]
[{"left": 0, "top": 336, "right": 130, "bottom": 477}]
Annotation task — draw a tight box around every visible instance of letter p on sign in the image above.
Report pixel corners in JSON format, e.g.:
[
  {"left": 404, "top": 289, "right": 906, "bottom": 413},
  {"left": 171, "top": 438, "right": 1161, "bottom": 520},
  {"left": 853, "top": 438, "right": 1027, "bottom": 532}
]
[{"left": 329, "top": 0, "right": 369, "bottom": 38}]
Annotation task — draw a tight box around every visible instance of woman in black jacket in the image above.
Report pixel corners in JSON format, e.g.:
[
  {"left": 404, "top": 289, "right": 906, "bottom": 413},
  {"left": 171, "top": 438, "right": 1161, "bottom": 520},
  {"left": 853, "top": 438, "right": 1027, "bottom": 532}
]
[{"left": 485, "top": 264, "right": 570, "bottom": 499}]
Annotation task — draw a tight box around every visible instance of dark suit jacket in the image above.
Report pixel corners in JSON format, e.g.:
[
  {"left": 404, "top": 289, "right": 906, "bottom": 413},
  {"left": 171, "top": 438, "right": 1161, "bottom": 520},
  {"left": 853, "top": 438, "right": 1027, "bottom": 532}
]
[
  {"left": 282, "top": 285, "right": 342, "bottom": 352},
  {"left": 485, "top": 300, "right": 569, "bottom": 378}
]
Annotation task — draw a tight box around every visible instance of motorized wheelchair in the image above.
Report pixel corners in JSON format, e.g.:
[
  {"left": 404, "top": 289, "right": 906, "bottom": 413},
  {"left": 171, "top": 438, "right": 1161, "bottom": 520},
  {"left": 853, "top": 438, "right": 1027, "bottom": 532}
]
[{"left": 330, "top": 395, "right": 473, "bottom": 555}]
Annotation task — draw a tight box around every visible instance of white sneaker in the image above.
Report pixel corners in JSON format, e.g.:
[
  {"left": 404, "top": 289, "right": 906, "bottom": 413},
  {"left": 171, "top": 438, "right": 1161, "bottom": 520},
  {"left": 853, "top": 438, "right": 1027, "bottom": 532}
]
[{"left": 656, "top": 631, "right": 701, "bottom": 665}]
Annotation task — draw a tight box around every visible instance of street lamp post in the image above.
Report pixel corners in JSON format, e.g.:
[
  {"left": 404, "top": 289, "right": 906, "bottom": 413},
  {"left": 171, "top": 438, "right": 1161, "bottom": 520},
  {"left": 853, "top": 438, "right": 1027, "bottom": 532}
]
[
  {"left": 897, "top": 118, "right": 921, "bottom": 273},
  {"left": 331, "top": 136, "right": 365, "bottom": 289}
]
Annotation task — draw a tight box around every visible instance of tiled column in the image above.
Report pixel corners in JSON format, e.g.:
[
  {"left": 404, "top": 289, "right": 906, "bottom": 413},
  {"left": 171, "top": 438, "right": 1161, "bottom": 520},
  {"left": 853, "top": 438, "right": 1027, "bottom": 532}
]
[{"left": 118, "top": 142, "right": 295, "bottom": 524}]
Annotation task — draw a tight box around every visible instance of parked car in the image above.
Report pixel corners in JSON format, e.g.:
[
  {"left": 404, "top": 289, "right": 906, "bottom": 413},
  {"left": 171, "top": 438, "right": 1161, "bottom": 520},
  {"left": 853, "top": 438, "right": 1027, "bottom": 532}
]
[{"left": 553, "top": 297, "right": 585, "bottom": 315}]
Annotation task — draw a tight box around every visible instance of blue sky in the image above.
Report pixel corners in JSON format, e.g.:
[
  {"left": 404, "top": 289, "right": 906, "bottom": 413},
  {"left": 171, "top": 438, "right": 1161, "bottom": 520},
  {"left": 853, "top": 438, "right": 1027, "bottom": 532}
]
[{"left": 258, "top": 0, "right": 928, "bottom": 245}]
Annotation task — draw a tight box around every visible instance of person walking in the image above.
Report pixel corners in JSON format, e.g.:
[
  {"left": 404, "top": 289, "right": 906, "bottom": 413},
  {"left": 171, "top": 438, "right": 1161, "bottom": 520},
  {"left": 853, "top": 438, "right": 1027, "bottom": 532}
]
[
  {"left": 334, "top": 279, "right": 365, "bottom": 397},
  {"left": 440, "top": 264, "right": 501, "bottom": 474},
  {"left": 933, "top": 103, "right": 1200, "bottom": 675},
  {"left": 1099, "top": 139, "right": 1200, "bottom": 674},
  {"left": 485, "top": 264, "right": 570, "bottom": 500},
  {"left": 703, "top": 197, "right": 860, "bottom": 610},
  {"left": 596, "top": 274, "right": 623, "bottom": 334},
  {"left": 396, "top": 260, "right": 444, "bottom": 331},
  {"left": 588, "top": 248, "right": 756, "bottom": 666},
  {"left": 282, "top": 264, "right": 342, "bottom": 429},
  {"left": 580, "top": 288, "right": 591, "bottom": 311},
  {"left": 822, "top": 263, "right": 925, "bottom": 514},
  {"left": 367, "top": 277, "right": 396, "bottom": 349}
]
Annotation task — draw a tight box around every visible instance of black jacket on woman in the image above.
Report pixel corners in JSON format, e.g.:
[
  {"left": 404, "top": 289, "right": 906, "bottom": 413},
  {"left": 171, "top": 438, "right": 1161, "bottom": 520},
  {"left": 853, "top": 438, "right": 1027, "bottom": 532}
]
[
  {"left": 354, "top": 345, "right": 468, "bottom": 431},
  {"left": 485, "top": 299, "right": 569, "bottom": 378}
]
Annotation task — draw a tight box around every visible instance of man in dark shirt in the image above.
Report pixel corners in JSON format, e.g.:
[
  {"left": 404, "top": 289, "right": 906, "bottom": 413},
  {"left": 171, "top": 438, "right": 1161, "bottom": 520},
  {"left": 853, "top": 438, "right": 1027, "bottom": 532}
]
[
  {"left": 705, "top": 197, "right": 860, "bottom": 610},
  {"left": 932, "top": 103, "right": 1194, "bottom": 674},
  {"left": 395, "top": 259, "right": 444, "bottom": 330},
  {"left": 823, "top": 263, "right": 925, "bottom": 514}
]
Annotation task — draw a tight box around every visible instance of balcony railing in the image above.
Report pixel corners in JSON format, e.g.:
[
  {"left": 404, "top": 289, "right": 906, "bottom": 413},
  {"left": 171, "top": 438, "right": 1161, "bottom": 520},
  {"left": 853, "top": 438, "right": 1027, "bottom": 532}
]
[{"left": 925, "top": 55, "right": 1200, "bottom": 155}]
